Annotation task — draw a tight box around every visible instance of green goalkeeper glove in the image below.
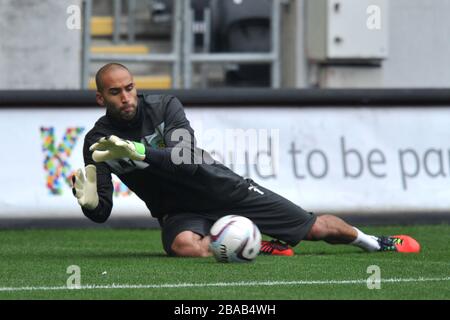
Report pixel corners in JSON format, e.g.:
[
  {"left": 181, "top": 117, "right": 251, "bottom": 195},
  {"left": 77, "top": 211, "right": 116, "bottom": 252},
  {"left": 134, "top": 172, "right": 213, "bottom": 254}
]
[
  {"left": 72, "top": 165, "right": 99, "bottom": 210},
  {"left": 89, "top": 135, "right": 146, "bottom": 162}
]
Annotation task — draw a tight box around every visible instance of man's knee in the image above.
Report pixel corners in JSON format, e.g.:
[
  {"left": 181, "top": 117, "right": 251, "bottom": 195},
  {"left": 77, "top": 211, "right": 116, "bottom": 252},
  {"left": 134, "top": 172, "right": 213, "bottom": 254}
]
[
  {"left": 170, "top": 231, "right": 210, "bottom": 257},
  {"left": 306, "top": 215, "right": 329, "bottom": 240},
  {"left": 171, "top": 231, "right": 197, "bottom": 255}
]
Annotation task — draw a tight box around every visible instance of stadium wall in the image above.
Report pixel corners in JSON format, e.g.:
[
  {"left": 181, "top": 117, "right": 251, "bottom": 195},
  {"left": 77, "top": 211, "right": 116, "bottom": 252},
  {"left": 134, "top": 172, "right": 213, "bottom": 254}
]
[
  {"left": 0, "top": 89, "right": 449, "bottom": 228},
  {"left": 0, "top": 0, "right": 82, "bottom": 89},
  {"left": 300, "top": 0, "right": 450, "bottom": 88}
]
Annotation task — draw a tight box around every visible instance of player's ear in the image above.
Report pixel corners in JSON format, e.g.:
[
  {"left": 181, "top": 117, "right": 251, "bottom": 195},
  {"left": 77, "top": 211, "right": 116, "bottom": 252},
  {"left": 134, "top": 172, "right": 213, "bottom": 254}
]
[{"left": 96, "top": 91, "right": 105, "bottom": 106}]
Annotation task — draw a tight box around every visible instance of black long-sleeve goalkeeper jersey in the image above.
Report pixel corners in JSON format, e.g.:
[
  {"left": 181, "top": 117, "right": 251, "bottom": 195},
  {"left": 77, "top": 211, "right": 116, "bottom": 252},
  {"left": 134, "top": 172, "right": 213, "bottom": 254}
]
[{"left": 81, "top": 94, "right": 251, "bottom": 223}]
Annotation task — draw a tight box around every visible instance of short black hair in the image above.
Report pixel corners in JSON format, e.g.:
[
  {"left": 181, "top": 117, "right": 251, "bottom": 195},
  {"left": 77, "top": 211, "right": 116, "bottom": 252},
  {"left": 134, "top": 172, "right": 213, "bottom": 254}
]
[{"left": 95, "top": 63, "right": 130, "bottom": 92}]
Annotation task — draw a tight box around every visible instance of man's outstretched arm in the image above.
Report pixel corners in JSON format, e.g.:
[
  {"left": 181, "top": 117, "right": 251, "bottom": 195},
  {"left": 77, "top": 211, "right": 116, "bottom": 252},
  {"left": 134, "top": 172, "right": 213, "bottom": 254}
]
[
  {"left": 72, "top": 136, "right": 114, "bottom": 223},
  {"left": 89, "top": 96, "right": 202, "bottom": 174}
]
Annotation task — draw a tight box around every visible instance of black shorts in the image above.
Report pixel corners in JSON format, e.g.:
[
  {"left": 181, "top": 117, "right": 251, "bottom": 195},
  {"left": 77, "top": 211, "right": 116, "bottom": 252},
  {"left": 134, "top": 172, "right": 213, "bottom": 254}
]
[{"left": 158, "top": 179, "right": 316, "bottom": 256}]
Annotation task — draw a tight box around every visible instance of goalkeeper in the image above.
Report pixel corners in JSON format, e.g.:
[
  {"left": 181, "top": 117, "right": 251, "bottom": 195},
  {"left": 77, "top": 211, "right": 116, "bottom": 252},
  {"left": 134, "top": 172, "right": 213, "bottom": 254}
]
[{"left": 73, "top": 63, "right": 420, "bottom": 257}]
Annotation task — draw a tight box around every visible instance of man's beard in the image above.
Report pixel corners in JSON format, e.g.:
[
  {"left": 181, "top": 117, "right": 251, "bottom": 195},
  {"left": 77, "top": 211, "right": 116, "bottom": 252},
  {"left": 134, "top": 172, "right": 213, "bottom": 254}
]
[{"left": 106, "top": 102, "right": 137, "bottom": 121}]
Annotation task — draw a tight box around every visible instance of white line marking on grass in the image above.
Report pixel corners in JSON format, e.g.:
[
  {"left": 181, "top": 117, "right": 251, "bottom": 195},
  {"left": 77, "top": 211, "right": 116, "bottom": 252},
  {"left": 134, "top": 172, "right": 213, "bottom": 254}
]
[{"left": 0, "top": 277, "right": 449, "bottom": 292}]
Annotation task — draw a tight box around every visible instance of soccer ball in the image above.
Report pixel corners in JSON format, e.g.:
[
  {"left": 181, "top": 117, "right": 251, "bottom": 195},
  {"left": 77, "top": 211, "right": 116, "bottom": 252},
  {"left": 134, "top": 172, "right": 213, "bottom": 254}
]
[{"left": 209, "top": 215, "right": 261, "bottom": 263}]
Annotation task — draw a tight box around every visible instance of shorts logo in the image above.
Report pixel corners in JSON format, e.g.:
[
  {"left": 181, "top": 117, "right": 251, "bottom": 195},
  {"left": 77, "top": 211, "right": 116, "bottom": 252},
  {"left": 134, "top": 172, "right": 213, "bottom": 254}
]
[{"left": 249, "top": 185, "right": 264, "bottom": 195}]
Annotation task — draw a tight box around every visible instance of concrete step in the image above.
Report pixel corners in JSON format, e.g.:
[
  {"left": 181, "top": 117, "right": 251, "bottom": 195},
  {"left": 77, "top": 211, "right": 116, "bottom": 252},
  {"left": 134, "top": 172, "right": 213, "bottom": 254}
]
[
  {"left": 89, "top": 75, "right": 172, "bottom": 90},
  {"left": 90, "top": 16, "right": 170, "bottom": 38},
  {"left": 91, "top": 45, "right": 150, "bottom": 55},
  {"left": 91, "top": 16, "right": 114, "bottom": 36}
]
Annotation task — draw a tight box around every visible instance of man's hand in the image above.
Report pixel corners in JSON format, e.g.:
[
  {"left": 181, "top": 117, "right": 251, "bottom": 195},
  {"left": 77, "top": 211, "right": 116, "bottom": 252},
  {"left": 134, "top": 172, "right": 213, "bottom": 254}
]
[
  {"left": 89, "top": 135, "right": 146, "bottom": 162},
  {"left": 72, "top": 165, "right": 99, "bottom": 210}
]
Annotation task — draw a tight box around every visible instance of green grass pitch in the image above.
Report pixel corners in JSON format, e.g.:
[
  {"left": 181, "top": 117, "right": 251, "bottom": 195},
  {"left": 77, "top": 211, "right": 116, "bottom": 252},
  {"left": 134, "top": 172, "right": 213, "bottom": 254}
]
[{"left": 0, "top": 224, "right": 449, "bottom": 300}]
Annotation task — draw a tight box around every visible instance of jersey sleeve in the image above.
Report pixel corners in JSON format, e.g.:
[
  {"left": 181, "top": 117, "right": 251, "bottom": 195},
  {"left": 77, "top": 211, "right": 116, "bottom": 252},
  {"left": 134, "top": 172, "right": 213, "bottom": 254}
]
[
  {"left": 81, "top": 133, "right": 114, "bottom": 223},
  {"left": 144, "top": 96, "right": 204, "bottom": 174}
]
